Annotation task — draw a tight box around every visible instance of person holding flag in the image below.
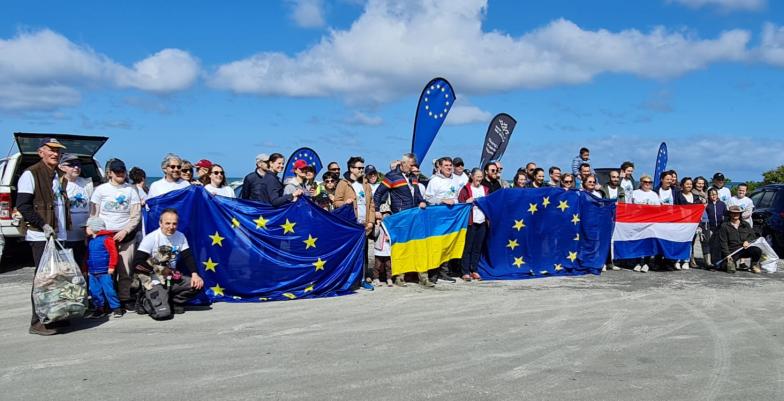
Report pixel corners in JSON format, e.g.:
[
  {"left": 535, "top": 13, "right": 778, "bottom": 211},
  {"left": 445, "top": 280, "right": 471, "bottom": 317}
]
[
  {"left": 424, "top": 157, "right": 459, "bottom": 283},
  {"left": 718, "top": 205, "right": 761, "bottom": 274}
]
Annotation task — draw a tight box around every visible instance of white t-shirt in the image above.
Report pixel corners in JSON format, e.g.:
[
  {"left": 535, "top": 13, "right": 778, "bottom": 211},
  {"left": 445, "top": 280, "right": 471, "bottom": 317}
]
[
  {"left": 148, "top": 178, "right": 190, "bottom": 199},
  {"left": 470, "top": 185, "right": 487, "bottom": 224},
  {"left": 658, "top": 188, "right": 674, "bottom": 205},
  {"left": 729, "top": 196, "right": 754, "bottom": 226},
  {"left": 606, "top": 186, "right": 619, "bottom": 201},
  {"left": 138, "top": 228, "right": 190, "bottom": 270},
  {"left": 205, "top": 184, "right": 235, "bottom": 198},
  {"left": 351, "top": 181, "right": 367, "bottom": 224},
  {"left": 136, "top": 185, "right": 148, "bottom": 204},
  {"left": 632, "top": 189, "right": 661, "bottom": 205},
  {"left": 369, "top": 182, "right": 380, "bottom": 195},
  {"left": 452, "top": 172, "right": 469, "bottom": 188},
  {"left": 682, "top": 193, "right": 694, "bottom": 204},
  {"left": 620, "top": 178, "right": 634, "bottom": 194},
  {"left": 91, "top": 182, "right": 141, "bottom": 231},
  {"left": 716, "top": 187, "right": 732, "bottom": 203},
  {"left": 17, "top": 170, "right": 67, "bottom": 241},
  {"left": 65, "top": 177, "right": 93, "bottom": 241}
]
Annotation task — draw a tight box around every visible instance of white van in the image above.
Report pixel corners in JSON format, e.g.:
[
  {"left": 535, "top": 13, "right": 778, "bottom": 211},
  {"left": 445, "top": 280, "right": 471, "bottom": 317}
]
[{"left": 0, "top": 133, "right": 107, "bottom": 262}]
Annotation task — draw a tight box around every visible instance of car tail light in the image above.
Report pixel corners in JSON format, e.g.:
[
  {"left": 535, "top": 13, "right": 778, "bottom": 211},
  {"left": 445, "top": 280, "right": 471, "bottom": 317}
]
[{"left": 0, "top": 193, "right": 11, "bottom": 220}]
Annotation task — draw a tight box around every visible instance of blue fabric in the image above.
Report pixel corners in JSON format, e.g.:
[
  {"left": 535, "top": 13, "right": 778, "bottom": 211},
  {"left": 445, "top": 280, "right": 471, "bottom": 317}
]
[
  {"left": 283, "top": 147, "right": 323, "bottom": 180},
  {"left": 373, "top": 167, "right": 424, "bottom": 214},
  {"left": 476, "top": 188, "right": 616, "bottom": 280},
  {"left": 411, "top": 78, "right": 455, "bottom": 163},
  {"left": 653, "top": 142, "right": 668, "bottom": 189},
  {"left": 89, "top": 273, "right": 120, "bottom": 309},
  {"left": 86, "top": 235, "right": 111, "bottom": 274},
  {"left": 143, "top": 186, "right": 366, "bottom": 303},
  {"left": 614, "top": 238, "right": 691, "bottom": 261}
]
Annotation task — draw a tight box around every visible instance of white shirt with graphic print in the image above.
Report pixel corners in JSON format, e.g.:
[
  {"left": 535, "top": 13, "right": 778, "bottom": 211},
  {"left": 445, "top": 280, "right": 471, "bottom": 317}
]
[{"left": 91, "top": 182, "right": 141, "bottom": 231}]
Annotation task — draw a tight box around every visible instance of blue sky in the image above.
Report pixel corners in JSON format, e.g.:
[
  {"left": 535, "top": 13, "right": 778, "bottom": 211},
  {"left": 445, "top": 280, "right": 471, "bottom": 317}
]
[{"left": 1, "top": 0, "right": 783, "bottom": 181}]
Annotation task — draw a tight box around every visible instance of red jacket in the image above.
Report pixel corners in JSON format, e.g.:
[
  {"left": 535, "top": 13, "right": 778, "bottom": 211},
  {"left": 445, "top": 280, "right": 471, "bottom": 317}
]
[{"left": 458, "top": 183, "right": 490, "bottom": 225}]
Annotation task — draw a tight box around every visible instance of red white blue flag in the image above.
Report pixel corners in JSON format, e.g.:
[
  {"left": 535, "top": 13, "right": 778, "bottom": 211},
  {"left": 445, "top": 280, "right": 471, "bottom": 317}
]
[{"left": 613, "top": 203, "right": 704, "bottom": 260}]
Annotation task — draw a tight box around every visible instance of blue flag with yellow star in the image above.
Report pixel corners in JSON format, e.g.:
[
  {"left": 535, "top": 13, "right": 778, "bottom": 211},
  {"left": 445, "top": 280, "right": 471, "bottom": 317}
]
[
  {"left": 476, "top": 188, "right": 616, "bottom": 279},
  {"left": 143, "top": 186, "right": 365, "bottom": 302}
]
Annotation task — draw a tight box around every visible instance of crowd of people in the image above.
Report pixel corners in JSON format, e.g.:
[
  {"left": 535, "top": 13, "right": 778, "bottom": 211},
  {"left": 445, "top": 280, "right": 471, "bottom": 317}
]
[{"left": 17, "top": 138, "right": 762, "bottom": 336}]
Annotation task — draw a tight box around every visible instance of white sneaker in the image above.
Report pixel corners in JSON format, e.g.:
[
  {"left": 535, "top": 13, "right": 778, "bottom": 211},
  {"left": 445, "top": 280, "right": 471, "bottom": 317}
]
[
  {"left": 611, "top": 265, "right": 621, "bottom": 271},
  {"left": 681, "top": 263, "right": 690, "bottom": 270},
  {"left": 633, "top": 264, "right": 642, "bottom": 272},
  {"left": 674, "top": 262, "right": 682, "bottom": 270},
  {"left": 602, "top": 265, "right": 607, "bottom": 272},
  {"left": 641, "top": 264, "right": 649, "bottom": 273}
]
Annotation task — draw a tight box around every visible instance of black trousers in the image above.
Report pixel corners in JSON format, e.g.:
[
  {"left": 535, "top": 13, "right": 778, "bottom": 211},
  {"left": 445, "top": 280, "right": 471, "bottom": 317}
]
[
  {"left": 30, "top": 241, "right": 47, "bottom": 325},
  {"left": 730, "top": 247, "right": 762, "bottom": 265},
  {"left": 461, "top": 223, "right": 487, "bottom": 275}
]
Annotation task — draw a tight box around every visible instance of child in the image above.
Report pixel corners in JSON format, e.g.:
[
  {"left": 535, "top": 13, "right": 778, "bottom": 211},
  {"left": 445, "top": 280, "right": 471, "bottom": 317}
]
[
  {"left": 85, "top": 217, "right": 124, "bottom": 318},
  {"left": 372, "top": 204, "right": 395, "bottom": 287}
]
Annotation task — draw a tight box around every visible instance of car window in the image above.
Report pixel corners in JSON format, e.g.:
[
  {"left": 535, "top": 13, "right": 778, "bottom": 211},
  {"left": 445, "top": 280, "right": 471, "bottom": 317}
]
[
  {"left": 14, "top": 133, "right": 108, "bottom": 156},
  {"left": 749, "top": 190, "right": 765, "bottom": 207},
  {"left": 758, "top": 191, "right": 775, "bottom": 209}
]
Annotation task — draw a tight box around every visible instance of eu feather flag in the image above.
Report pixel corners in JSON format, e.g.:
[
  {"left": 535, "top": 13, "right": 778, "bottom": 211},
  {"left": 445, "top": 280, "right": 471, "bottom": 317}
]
[
  {"left": 284, "top": 147, "right": 323, "bottom": 180},
  {"left": 382, "top": 204, "right": 471, "bottom": 276},
  {"left": 411, "top": 77, "right": 455, "bottom": 164},
  {"left": 653, "top": 142, "right": 668, "bottom": 189},
  {"left": 476, "top": 188, "right": 616, "bottom": 279},
  {"left": 143, "top": 186, "right": 365, "bottom": 302}
]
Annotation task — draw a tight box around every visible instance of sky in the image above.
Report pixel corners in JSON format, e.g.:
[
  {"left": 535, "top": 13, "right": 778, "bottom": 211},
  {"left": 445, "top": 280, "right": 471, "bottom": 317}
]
[{"left": 1, "top": 0, "right": 783, "bottom": 182}]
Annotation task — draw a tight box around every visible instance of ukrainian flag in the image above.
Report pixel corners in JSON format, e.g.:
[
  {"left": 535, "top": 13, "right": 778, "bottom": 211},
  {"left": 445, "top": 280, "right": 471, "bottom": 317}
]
[{"left": 382, "top": 204, "right": 471, "bottom": 275}]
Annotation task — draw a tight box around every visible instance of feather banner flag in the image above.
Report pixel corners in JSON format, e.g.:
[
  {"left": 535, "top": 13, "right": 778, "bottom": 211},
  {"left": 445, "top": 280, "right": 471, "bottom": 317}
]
[{"left": 411, "top": 77, "right": 455, "bottom": 164}]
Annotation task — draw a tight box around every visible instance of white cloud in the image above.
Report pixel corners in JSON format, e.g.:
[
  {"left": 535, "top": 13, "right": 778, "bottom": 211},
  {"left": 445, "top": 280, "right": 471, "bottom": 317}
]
[
  {"left": 210, "top": 0, "right": 751, "bottom": 102},
  {"left": 444, "top": 98, "right": 492, "bottom": 125},
  {"left": 0, "top": 29, "right": 199, "bottom": 110},
  {"left": 288, "top": 0, "right": 326, "bottom": 28},
  {"left": 668, "top": 0, "right": 766, "bottom": 12},
  {"left": 759, "top": 23, "right": 784, "bottom": 66},
  {"left": 345, "top": 111, "right": 383, "bottom": 126}
]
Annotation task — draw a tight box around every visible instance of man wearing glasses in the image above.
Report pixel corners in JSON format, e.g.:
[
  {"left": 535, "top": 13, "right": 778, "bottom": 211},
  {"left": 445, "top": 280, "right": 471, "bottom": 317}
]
[
  {"left": 334, "top": 156, "right": 376, "bottom": 290},
  {"left": 148, "top": 153, "right": 191, "bottom": 199},
  {"left": 327, "top": 162, "right": 341, "bottom": 176},
  {"left": 482, "top": 162, "right": 503, "bottom": 193},
  {"left": 494, "top": 161, "right": 510, "bottom": 188}
]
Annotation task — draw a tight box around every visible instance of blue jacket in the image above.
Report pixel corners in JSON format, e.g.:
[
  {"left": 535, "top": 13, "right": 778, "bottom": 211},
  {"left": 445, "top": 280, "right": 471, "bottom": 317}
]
[
  {"left": 373, "top": 167, "right": 424, "bottom": 214},
  {"left": 255, "top": 172, "right": 294, "bottom": 207},
  {"left": 240, "top": 170, "right": 265, "bottom": 201},
  {"left": 706, "top": 200, "right": 727, "bottom": 230},
  {"left": 87, "top": 232, "right": 118, "bottom": 274}
]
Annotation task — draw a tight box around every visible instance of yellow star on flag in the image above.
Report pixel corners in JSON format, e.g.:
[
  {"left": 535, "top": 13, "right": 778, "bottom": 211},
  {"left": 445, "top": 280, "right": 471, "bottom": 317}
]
[
  {"left": 554, "top": 263, "right": 564, "bottom": 271},
  {"left": 571, "top": 213, "right": 581, "bottom": 225},
  {"left": 231, "top": 217, "right": 240, "bottom": 228},
  {"left": 280, "top": 219, "right": 296, "bottom": 234},
  {"left": 253, "top": 215, "right": 268, "bottom": 229},
  {"left": 313, "top": 258, "right": 326, "bottom": 271},
  {"left": 513, "top": 256, "right": 525, "bottom": 268},
  {"left": 259, "top": 297, "right": 270, "bottom": 301},
  {"left": 574, "top": 233, "right": 580, "bottom": 241},
  {"left": 567, "top": 251, "right": 578, "bottom": 262},
  {"left": 506, "top": 239, "right": 519, "bottom": 250},
  {"left": 304, "top": 283, "right": 314, "bottom": 293},
  {"left": 202, "top": 257, "right": 218, "bottom": 272},
  {"left": 557, "top": 200, "right": 569, "bottom": 212},
  {"left": 303, "top": 234, "right": 318, "bottom": 249},
  {"left": 210, "top": 284, "right": 225, "bottom": 297},
  {"left": 209, "top": 231, "right": 224, "bottom": 247},
  {"left": 513, "top": 219, "right": 526, "bottom": 231},
  {"left": 283, "top": 293, "right": 297, "bottom": 300},
  {"left": 542, "top": 196, "right": 551, "bottom": 208},
  {"left": 528, "top": 203, "right": 538, "bottom": 214}
]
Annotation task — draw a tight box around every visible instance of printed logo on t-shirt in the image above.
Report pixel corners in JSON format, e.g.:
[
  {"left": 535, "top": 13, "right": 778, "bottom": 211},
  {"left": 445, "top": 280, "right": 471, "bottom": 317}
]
[
  {"left": 70, "top": 192, "right": 88, "bottom": 208},
  {"left": 105, "top": 193, "right": 130, "bottom": 211}
]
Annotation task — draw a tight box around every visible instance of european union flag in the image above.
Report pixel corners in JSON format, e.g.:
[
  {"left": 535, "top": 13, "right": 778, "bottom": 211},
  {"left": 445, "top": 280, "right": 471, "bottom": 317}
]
[
  {"left": 143, "top": 186, "right": 365, "bottom": 302},
  {"left": 653, "top": 142, "right": 668, "bottom": 189},
  {"left": 411, "top": 77, "right": 455, "bottom": 164},
  {"left": 476, "top": 188, "right": 616, "bottom": 279},
  {"left": 284, "top": 147, "right": 323, "bottom": 180}
]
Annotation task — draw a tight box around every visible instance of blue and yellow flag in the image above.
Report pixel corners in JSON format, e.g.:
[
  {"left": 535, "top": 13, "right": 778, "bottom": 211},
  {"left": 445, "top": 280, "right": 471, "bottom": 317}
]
[
  {"left": 382, "top": 204, "right": 471, "bottom": 275},
  {"left": 476, "top": 188, "right": 615, "bottom": 279},
  {"left": 143, "top": 186, "right": 365, "bottom": 302}
]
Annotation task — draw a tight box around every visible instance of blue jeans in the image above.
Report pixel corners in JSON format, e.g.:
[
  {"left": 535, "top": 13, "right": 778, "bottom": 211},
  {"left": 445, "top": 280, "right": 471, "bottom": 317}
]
[{"left": 89, "top": 273, "right": 121, "bottom": 310}]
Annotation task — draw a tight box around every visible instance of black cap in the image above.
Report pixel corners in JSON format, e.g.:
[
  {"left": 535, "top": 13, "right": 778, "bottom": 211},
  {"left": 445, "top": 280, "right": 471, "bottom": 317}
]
[
  {"left": 365, "top": 164, "right": 378, "bottom": 175},
  {"left": 453, "top": 157, "right": 464, "bottom": 167},
  {"left": 712, "top": 172, "right": 725, "bottom": 181},
  {"left": 109, "top": 159, "right": 127, "bottom": 172},
  {"left": 59, "top": 153, "right": 80, "bottom": 165}
]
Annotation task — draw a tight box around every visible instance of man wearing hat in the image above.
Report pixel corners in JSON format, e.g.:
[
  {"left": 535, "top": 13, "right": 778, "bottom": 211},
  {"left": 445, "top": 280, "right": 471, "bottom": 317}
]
[
  {"left": 710, "top": 173, "right": 732, "bottom": 203},
  {"left": 15, "top": 138, "right": 72, "bottom": 335},
  {"left": 452, "top": 157, "right": 469, "bottom": 188},
  {"left": 240, "top": 153, "right": 268, "bottom": 200},
  {"left": 717, "top": 205, "right": 761, "bottom": 274},
  {"left": 194, "top": 159, "right": 212, "bottom": 182},
  {"left": 283, "top": 159, "right": 309, "bottom": 196}
]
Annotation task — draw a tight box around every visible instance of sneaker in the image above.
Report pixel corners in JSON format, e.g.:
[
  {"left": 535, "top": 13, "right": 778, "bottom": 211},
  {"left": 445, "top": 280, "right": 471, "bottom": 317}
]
[
  {"left": 611, "top": 264, "right": 621, "bottom": 271},
  {"left": 173, "top": 305, "right": 185, "bottom": 314},
  {"left": 682, "top": 263, "right": 690, "bottom": 270},
  {"left": 726, "top": 259, "right": 737, "bottom": 274},
  {"left": 633, "top": 264, "right": 642, "bottom": 272},
  {"left": 461, "top": 274, "right": 472, "bottom": 282},
  {"left": 602, "top": 265, "right": 607, "bottom": 272},
  {"left": 675, "top": 262, "right": 683, "bottom": 270},
  {"left": 29, "top": 322, "right": 58, "bottom": 336},
  {"left": 394, "top": 276, "right": 407, "bottom": 287},
  {"left": 419, "top": 277, "right": 435, "bottom": 288},
  {"left": 372, "top": 278, "right": 382, "bottom": 287},
  {"left": 438, "top": 274, "right": 456, "bottom": 283},
  {"left": 112, "top": 308, "right": 125, "bottom": 318},
  {"left": 386, "top": 279, "right": 394, "bottom": 287},
  {"left": 360, "top": 281, "right": 375, "bottom": 291},
  {"left": 86, "top": 310, "right": 107, "bottom": 319},
  {"left": 751, "top": 264, "right": 761, "bottom": 274},
  {"left": 641, "top": 264, "right": 649, "bottom": 273}
]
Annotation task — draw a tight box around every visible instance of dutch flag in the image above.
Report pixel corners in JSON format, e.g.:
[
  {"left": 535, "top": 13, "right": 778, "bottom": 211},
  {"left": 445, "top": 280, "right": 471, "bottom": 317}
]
[{"left": 613, "top": 203, "right": 705, "bottom": 260}]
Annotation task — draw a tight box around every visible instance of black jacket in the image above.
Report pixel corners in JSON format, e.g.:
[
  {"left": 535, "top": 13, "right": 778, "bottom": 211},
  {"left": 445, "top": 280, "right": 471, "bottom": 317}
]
[
  {"left": 240, "top": 170, "right": 266, "bottom": 201},
  {"left": 258, "top": 172, "right": 294, "bottom": 207},
  {"left": 717, "top": 219, "right": 756, "bottom": 257}
]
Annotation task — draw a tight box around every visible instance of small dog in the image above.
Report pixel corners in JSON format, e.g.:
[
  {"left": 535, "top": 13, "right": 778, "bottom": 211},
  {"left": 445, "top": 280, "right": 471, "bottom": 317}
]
[{"left": 139, "top": 245, "right": 178, "bottom": 290}]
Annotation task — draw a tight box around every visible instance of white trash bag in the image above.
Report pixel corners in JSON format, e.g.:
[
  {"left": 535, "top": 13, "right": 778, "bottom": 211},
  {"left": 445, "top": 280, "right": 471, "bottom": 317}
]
[
  {"left": 751, "top": 237, "right": 779, "bottom": 273},
  {"left": 32, "top": 237, "right": 88, "bottom": 323}
]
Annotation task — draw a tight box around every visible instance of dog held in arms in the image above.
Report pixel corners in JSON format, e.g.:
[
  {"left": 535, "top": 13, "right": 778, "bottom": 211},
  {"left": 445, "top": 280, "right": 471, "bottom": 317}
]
[{"left": 137, "top": 245, "right": 182, "bottom": 290}]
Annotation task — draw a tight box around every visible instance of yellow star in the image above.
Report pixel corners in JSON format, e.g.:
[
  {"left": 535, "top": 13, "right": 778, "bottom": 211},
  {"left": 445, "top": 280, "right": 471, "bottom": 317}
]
[
  {"left": 280, "top": 219, "right": 296, "bottom": 234},
  {"left": 259, "top": 297, "right": 270, "bottom": 301},
  {"left": 574, "top": 233, "right": 580, "bottom": 241},
  {"left": 507, "top": 239, "right": 519, "bottom": 250},
  {"left": 253, "top": 215, "right": 268, "bottom": 229},
  {"left": 567, "top": 251, "right": 578, "bottom": 263},
  {"left": 554, "top": 263, "right": 564, "bottom": 271},
  {"left": 209, "top": 231, "right": 224, "bottom": 246},
  {"left": 542, "top": 196, "right": 551, "bottom": 208},
  {"left": 528, "top": 203, "right": 538, "bottom": 214},
  {"left": 202, "top": 257, "right": 218, "bottom": 272},
  {"left": 313, "top": 257, "right": 326, "bottom": 271},
  {"left": 513, "top": 219, "right": 526, "bottom": 231},
  {"left": 557, "top": 200, "right": 569, "bottom": 212},
  {"left": 283, "top": 292, "right": 297, "bottom": 299},
  {"left": 304, "top": 283, "right": 314, "bottom": 293},
  {"left": 210, "top": 284, "right": 224, "bottom": 297},
  {"left": 571, "top": 213, "right": 581, "bottom": 225},
  {"left": 513, "top": 256, "right": 525, "bottom": 268},
  {"left": 231, "top": 217, "right": 240, "bottom": 228},
  {"left": 303, "top": 234, "right": 318, "bottom": 249}
]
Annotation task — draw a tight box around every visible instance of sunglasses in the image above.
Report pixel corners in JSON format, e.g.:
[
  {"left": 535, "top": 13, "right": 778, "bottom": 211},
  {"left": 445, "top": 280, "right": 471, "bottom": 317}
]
[
  {"left": 642, "top": 181, "right": 653, "bottom": 184},
  {"left": 64, "top": 163, "right": 82, "bottom": 168},
  {"left": 324, "top": 179, "right": 336, "bottom": 183},
  {"left": 329, "top": 168, "right": 340, "bottom": 172},
  {"left": 352, "top": 166, "right": 364, "bottom": 170},
  {"left": 181, "top": 170, "right": 192, "bottom": 175},
  {"left": 212, "top": 171, "right": 224, "bottom": 176},
  {"left": 563, "top": 180, "right": 573, "bottom": 184},
  {"left": 488, "top": 169, "right": 497, "bottom": 173},
  {"left": 168, "top": 165, "right": 181, "bottom": 170}
]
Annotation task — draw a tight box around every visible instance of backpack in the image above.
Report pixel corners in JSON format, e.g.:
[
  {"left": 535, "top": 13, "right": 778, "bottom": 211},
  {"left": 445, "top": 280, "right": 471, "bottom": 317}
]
[{"left": 141, "top": 284, "right": 172, "bottom": 320}]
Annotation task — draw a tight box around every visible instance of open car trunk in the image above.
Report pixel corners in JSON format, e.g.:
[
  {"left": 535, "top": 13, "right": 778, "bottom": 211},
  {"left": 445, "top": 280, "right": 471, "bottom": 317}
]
[{"left": 14, "top": 132, "right": 108, "bottom": 157}]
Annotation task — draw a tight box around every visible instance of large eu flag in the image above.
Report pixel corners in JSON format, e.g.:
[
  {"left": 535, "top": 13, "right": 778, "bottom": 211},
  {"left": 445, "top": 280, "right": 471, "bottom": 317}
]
[
  {"left": 143, "top": 186, "right": 365, "bottom": 302},
  {"left": 476, "top": 188, "right": 616, "bottom": 280}
]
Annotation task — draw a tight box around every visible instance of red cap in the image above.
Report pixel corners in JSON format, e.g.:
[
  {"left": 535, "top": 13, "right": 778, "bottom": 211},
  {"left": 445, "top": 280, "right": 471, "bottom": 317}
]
[
  {"left": 194, "top": 159, "right": 213, "bottom": 169},
  {"left": 292, "top": 159, "right": 308, "bottom": 171}
]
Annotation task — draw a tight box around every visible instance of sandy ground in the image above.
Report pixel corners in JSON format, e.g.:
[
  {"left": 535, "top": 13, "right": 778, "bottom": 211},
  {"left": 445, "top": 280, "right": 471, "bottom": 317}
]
[{"left": 1, "top": 258, "right": 784, "bottom": 401}]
